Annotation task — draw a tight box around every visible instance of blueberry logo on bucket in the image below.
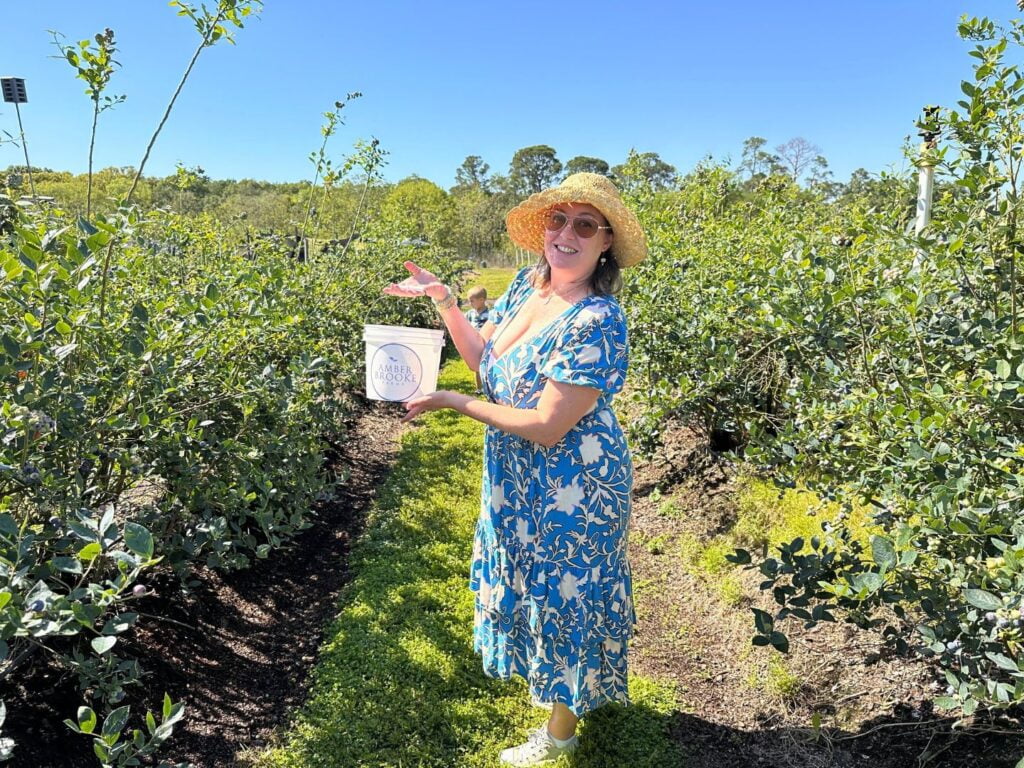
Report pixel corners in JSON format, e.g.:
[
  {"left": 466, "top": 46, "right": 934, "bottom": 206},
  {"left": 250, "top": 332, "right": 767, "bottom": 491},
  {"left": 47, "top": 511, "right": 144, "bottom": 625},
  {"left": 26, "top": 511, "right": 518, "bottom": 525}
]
[{"left": 370, "top": 343, "right": 423, "bottom": 401}]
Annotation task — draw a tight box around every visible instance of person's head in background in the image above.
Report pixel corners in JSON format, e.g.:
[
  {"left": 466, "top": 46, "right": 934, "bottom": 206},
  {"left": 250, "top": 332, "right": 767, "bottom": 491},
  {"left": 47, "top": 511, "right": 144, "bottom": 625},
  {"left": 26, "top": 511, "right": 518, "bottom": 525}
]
[{"left": 468, "top": 286, "right": 488, "bottom": 311}]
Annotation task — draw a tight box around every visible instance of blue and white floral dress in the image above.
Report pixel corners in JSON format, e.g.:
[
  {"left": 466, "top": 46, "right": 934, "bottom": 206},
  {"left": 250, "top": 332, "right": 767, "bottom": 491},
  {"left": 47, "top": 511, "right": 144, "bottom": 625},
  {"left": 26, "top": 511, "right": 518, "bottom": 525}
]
[{"left": 470, "top": 266, "right": 635, "bottom": 716}]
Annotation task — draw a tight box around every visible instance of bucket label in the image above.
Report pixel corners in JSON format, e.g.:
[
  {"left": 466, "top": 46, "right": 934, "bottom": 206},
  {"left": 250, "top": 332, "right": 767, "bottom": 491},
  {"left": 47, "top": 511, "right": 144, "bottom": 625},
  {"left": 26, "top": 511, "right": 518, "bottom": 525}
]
[{"left": 369, "top": 343, "right": 423, "bottom": 401}]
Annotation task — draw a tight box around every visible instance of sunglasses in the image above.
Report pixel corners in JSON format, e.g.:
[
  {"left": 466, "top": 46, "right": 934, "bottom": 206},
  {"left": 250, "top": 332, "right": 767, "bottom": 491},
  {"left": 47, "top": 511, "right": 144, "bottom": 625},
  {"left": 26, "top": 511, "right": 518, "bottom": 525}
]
[{"left": 543, "top": 210, "right": 612, "bottom": 239}]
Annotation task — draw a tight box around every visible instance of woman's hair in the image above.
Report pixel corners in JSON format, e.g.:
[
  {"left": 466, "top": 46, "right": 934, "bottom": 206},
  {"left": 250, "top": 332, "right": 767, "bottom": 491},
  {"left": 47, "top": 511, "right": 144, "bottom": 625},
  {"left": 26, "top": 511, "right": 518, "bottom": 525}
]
[{"left": 532, "top": 249, "right": 623, "bottom": 296}]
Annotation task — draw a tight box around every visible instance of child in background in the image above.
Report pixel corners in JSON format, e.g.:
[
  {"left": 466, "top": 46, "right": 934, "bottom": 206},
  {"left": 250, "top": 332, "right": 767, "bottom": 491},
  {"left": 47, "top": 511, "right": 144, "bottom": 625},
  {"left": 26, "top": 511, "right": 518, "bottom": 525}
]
[
  {"left": 465, "top": 286, "right": 489, "bottom": 330},
  {"left": 465, "top": 286, "right": 489, "bottom": 393}
]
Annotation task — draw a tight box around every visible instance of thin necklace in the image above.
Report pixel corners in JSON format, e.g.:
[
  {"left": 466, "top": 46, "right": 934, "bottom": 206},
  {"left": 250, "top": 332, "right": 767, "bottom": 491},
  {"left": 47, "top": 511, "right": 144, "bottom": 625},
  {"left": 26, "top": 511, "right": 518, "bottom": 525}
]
[{"left": 540, "top": 282, "right": 589, "bottom": 306}]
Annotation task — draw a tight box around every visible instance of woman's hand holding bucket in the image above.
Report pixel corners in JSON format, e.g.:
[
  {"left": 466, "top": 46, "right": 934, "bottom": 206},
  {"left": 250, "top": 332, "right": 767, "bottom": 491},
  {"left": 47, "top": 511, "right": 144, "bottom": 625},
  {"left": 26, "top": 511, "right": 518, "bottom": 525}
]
[{"left": 382, "top": 261, "right": 450, "bottom": 301}]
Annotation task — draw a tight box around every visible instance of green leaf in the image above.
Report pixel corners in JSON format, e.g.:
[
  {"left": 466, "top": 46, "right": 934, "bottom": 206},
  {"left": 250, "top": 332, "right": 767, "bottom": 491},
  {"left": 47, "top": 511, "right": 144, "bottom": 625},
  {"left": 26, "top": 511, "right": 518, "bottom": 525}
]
[
  {"left": 101, "top": 705, "right": 130, "bottom": 737},
  {"left": 123, "top": 522, "right": 154, "bottom": 559},
  {"left": 934, "top": 696, "right": 959, "bottom": 710},
  {"left": 965, "top": 588, "right": 1002, "bottom": 611},
  {"left": 0, "top": 335, "right": 19, "bottom": 359},
  {"left": 164, "top": 700, "right": 185, "bottom": 727},
  {"left": 871, "top": 536, "right": 897, "bottom": 571},
  {"left": 0, "top": 515, "right": 18, "bottom": 537},
  {"left": 726, "top": 548, "right": 752, "bottom": 565},
  {"left": 127, "top": 335, "right": 144, "bottom": 356},
  {"left": 769, "top": 631, "right": 790, "bottom": 652},
  {"left": 78, "top": 542, "right": 101, "bottom": 561},
  {"left": 101, "top": 612, "right": 138, "bottom": 635},
  {"left": 91, "top": 635, "right": 116, "bottom": 655},
  {"left": 852, "top": 572, "right": 884, "bottom": 593},
  {"left": 986, "top": 652, "right": 1021, "bottom": 672},
  {"left": 78, "top": 706, "right": 97, "bottom": 734},
  {"left": 51, "top": 556, "right": 83, "bottom": 574},
  {"left": 752, "top": 608, "right": 774, "bottom": 634},
  {"left": 907, "top": 442, "right": 929, "bottom": 460},
  {"left": 996, "top": 359, "right": 1011, "bottom": 379}
]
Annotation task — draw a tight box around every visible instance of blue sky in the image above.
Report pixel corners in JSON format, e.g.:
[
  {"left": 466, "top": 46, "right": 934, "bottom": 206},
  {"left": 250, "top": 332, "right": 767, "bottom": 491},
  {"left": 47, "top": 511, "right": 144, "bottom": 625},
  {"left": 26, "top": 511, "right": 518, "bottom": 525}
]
[{"left": 1, "top": 1, "right": 1017, "bottom": 188}]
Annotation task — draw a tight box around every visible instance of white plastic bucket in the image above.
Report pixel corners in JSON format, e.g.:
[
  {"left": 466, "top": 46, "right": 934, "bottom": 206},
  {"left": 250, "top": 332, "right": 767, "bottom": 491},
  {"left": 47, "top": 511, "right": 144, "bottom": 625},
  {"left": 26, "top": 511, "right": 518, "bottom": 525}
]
[{"left": 363, "top": 324, "right": 446, "bottom": 401}]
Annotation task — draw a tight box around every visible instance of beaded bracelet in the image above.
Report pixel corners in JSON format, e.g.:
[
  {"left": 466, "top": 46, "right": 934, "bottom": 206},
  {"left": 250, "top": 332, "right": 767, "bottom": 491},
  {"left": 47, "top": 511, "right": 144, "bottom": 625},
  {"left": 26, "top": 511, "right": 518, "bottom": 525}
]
[{"left": 432, "top": 290, "right": 457, "bottom": 312}]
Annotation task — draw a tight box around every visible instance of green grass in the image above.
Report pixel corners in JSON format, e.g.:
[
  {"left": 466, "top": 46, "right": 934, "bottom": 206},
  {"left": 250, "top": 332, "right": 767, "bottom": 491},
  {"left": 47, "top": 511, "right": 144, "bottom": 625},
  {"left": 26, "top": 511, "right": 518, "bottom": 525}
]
[
  {"left": 253, "top": 360, "right": 683, "bottom": 767},
  {"left": 732, "top": 473, "right": 874, "bottom": 550},
  {"left": 746, "top": 656, "right": 804, "bottom": 703},
  {"left": 674, "top": 471, "right": 877, "bottom": 609},
  {"left": 460, "top": 267, "right": 518, "bottom": 303}
]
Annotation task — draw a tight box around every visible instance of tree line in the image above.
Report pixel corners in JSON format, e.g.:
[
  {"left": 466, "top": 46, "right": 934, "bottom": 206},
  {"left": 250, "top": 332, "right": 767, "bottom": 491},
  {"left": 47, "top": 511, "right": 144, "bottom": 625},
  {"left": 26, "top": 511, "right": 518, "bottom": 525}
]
[{"left": 4, "top": 136, "right": 893, "bottom": 264}]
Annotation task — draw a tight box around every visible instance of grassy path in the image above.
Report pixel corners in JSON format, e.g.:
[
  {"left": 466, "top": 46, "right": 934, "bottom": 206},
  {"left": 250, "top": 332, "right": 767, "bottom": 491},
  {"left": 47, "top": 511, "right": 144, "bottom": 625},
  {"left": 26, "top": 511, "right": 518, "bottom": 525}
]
[{"left": 253, "top": 360, "right": 682, "bottom": 768}]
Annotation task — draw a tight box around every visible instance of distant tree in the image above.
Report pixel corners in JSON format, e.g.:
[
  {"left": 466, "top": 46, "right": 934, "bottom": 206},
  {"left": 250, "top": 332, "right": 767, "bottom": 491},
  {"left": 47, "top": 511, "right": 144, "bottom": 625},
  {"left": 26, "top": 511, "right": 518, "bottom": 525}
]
[
  {"left": 508, "top": 145, "right": 562, "bottom": 197},
  {"left": 563, "top": 155, "right": 611, "bottom": 178},
  {"left": 4, "top": 165, "right": 58, "bottom": 174},
  {"left": 806, "top": 155, "right": 842, "bottom": 199},
  {"left": 450, "top": 186, "right": 506, "bottom": 259},
  {"left": 611, "top": 150, "right": 676, "bottom": 190},
  {"left": 380, "top": 175, "right": 456, "bottom": 248},
  {"left": 453, "top": 155, "right": 491, "bottom": 192},
  {"left": 738, "top": 136, "right": 783, "bottom": 179},
  {"left": 838, "top": 167, "right": 916, "bottom": 220},
  {"left": 775, "top": 137, "right": 821, "bottom": 180},
  {"left": 845, "top": 167, "right": 871, "bottom": 194}
]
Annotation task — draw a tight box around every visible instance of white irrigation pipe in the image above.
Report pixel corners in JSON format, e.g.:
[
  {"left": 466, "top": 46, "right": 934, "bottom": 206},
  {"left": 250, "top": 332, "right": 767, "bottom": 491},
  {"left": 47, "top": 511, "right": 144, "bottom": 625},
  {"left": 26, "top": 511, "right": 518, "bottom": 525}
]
[
  {"left": 915, "top": 153, "right": 936, "bottom": 237},
  {"left": 913, "top": 106, "right": 940, "bottom": 269}
]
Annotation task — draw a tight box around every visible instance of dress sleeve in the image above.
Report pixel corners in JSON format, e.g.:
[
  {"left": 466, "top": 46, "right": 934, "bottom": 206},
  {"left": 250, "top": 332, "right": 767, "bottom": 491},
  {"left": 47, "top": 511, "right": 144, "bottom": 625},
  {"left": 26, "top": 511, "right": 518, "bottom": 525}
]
[
  {"left": 488, "top": 267, "right": 533, "bottom": 326},
  {"left": 541, "top": 301, "right": 628, "bottom": 394}
]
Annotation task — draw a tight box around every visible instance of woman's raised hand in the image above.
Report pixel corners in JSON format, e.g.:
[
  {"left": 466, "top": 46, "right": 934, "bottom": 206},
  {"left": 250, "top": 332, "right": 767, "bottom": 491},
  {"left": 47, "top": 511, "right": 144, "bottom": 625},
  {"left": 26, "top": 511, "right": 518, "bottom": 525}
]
[{"left": 382, "top": 261, "right": 450, "bottom": 301}]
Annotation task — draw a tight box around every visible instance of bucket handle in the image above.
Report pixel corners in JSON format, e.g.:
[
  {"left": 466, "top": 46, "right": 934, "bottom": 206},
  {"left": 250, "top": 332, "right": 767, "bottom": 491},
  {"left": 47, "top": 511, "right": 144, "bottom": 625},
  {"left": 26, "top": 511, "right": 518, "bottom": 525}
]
[
  {"left": 364, "top": 289, "right": 456, "bottom": 329},
  {"left": 362, "top": 293, "right": 393, "bottom": 325}
]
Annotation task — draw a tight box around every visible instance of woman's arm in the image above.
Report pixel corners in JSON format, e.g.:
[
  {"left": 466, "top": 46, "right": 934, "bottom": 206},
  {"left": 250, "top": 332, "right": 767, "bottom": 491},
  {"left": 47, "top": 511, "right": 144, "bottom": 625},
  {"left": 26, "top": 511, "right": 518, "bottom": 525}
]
[
  {"left": 403, "top": 379, "right": 600, "bottom": 448},
  {"left": 434, "top": 304, "right": 494, "bottom": 373},
  {"left": 383, "top": 261, "right": 502, "bottom": 372}
]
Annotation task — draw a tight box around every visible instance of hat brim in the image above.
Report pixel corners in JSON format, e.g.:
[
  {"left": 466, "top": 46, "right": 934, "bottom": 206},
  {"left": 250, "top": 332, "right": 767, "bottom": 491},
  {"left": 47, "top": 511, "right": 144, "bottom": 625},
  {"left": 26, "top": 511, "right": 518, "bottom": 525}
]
[{"left": 504, "top": 174, "right": 647, "bottom": 268}]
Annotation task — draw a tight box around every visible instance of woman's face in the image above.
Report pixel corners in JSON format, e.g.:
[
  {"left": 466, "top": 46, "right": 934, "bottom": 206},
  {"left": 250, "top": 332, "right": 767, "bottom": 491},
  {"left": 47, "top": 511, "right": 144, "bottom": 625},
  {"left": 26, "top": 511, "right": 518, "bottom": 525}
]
[{"left": 542, "top": 202, "right": 613, "bottom": 279}]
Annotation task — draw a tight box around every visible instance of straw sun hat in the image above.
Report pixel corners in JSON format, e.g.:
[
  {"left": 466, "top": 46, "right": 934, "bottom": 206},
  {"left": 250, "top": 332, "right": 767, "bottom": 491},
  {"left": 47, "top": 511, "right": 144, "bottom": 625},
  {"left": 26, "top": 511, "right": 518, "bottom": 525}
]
[{"left": 505, "top": 172, "right": 648, "bottom": 268}]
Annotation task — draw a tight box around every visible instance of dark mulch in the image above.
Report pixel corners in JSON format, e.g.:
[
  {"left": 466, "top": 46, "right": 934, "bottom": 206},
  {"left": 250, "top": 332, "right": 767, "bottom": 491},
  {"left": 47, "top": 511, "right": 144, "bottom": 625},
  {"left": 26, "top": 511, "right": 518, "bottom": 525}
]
[
  {"left": 628, "top": 420, "right": 1024, "bottom": 768},
  {"left": 4, "top": 403, "right": 406, "bottom": 768}
]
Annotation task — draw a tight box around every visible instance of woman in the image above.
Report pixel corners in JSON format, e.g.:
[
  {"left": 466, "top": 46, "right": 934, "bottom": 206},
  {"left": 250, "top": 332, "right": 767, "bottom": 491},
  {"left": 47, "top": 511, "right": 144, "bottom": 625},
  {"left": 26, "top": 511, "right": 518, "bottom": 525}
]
[{"left": 383, "top": 172, "right": 646, "bottom": 766}]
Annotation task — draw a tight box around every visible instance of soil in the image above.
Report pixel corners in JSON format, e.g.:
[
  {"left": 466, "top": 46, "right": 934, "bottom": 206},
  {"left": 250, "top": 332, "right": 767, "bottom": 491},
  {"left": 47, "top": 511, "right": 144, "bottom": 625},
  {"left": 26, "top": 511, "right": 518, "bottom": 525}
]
[{"left": 5, "top": 407, "right": 1023, "bottom": 768}]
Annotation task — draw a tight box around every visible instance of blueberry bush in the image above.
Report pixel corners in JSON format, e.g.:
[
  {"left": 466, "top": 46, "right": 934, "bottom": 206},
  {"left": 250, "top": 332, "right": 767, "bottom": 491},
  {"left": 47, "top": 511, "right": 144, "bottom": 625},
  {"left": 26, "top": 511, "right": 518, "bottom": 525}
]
[{"left": 622, "top": 15, "right": 1024, "bottom": 720}]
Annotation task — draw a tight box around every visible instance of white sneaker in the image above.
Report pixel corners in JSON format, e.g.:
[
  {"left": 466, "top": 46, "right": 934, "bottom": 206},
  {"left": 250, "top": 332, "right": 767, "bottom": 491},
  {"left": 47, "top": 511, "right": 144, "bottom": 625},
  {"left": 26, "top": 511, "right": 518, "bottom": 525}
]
[{"left": 499, "top": 726, "right": 578, "bottom": 766}]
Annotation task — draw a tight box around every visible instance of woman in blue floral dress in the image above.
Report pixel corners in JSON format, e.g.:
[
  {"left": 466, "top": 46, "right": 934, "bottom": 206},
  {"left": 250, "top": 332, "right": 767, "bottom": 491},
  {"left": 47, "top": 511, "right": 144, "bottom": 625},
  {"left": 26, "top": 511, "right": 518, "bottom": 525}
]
[{"left": 383, "top": 173, "right": 647, "bottom": 766}]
